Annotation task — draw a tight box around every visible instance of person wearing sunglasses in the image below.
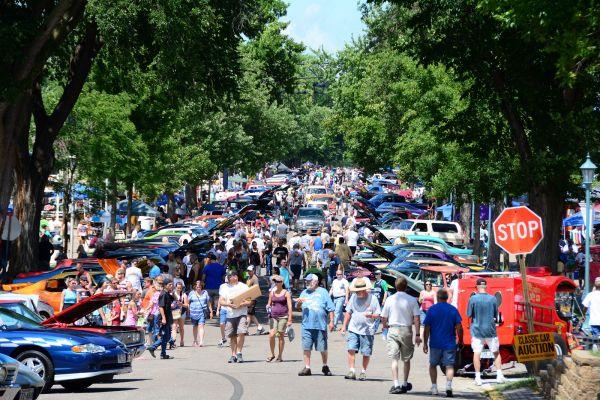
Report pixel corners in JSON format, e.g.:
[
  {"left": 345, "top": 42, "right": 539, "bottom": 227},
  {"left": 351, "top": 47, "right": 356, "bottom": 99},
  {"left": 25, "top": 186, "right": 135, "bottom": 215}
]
[
  {"left": 60, "top": 277, "right": 80, "bottom": 311},
  {"left": 419, "top": 281, "right": 437, "bottom": 322},
  {"left": 266, "top": 275, "right": 292, "bottom": 362}
]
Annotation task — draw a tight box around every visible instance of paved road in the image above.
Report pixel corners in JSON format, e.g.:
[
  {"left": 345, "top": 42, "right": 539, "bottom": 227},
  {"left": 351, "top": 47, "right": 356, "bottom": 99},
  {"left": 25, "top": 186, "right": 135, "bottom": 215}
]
[{"left": 41, "top": 291, "right": 492, "bottom": 400}]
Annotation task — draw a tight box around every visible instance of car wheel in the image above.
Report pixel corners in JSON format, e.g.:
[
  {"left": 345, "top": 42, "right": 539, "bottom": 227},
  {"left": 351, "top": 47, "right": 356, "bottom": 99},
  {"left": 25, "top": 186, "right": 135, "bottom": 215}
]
[
  {"left": 60, "top": 380, "right": 93, "bottom": 391},
  {"left": 15, "top": 350, "right": 54, "bottom": 392}
]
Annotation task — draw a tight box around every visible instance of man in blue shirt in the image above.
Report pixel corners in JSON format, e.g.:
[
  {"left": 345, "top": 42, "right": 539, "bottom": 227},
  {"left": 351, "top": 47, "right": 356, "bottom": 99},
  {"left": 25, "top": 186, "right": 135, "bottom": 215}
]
[
  {"left": 202, "top": 253, "right": 225, "bottom": 312},
  {"left": 466, "top": 278, "right": 505, "bottom": 385},
  {"left": 296, "top": 274, "right": 335, "bottom": 377},
  {"left": 423, "top": 289, "right": 463, "bottom": 397},
  {"left": 148, "top": 259, "right": 161, "bottom": 279}
]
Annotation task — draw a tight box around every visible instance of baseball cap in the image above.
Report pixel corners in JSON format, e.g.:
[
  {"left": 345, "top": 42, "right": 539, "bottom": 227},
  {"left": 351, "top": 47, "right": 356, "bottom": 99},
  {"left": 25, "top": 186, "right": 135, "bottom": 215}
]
[
  {"left": 374, "top": 270, "right": 382, "bottom": 275},
  {"left": 247, "top": 266, "right": 254, "bottom": 271},
  {"left": 304, "top": 273, "right": 318, "bottom": 281},
  {"left": 476, "top": 278, "right": 487, "bottom": 286},
  {"left": 208, "top": 253, "right": 217, "bottom": 260},
  {"left": 595, "top": 276, "right": 600, "bottom": 284},
  {"left": 226, "top": 269, "right": 238, "bottom": 277}
]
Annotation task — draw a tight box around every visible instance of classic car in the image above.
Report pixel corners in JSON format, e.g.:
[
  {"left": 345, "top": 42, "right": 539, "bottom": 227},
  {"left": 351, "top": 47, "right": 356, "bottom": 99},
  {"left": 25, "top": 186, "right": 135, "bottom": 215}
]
[
  {"left": 0, "top": 293, "right": 53, "bottom": 319},
  {"left": 405, "top": 234, "right": 473, "bottom": 256},
  {"left": 0, "top": 353, "right": 45, "bottom": 400},
  {"left": 294, "top": 207, "right": 326, "bottom": 233},
  {"left": 42, "top": 292, "right": 145, "bottom": 359},
  {"left": 0, "top": 308, "right": 132, "bottom": 392}
]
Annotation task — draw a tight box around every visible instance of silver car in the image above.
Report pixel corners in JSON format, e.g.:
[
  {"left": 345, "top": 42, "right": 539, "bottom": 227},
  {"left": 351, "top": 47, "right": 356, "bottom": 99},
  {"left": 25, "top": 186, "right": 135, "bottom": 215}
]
[{"left": 294, "top": 207, "right": 325, "bottom": 233}]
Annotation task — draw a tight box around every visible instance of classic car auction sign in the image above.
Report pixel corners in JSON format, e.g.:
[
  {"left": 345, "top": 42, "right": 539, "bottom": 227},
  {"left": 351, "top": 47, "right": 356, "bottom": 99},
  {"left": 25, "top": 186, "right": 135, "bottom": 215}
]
[
  {"left": 492, "top": 206, "right": 544, "bottom": 255},
  {"left": 514, "top": 332, "right": 556, "bottom": 362}
]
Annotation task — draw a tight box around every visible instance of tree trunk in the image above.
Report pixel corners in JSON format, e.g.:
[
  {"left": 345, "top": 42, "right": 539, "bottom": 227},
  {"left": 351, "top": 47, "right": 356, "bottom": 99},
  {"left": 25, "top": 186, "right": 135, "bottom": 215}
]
[
  {"left": 527, "top": 186, "right": 563, "bottom": 272},
  {"left": 459, "top": 197, "right": 472, "bottom": 241},
  {"left": 109, "top": 177, "right": 117, "bottom": 232},
  {"left": 184, "top": 183, "right": 194, "bottom": 214},
  {"left": 125, "top": 182, "right": 133, "bottom": 235},
  {"left": 62, "top": 182, "right": 71, "bottom": 255},
  {"left": 167, "top": 192, "right": 176, "bottom": 218},
  {"left": 473, "top": 203, "right": 481, "bottom": 257},
  {"left": 487, "top": 200, "right": 505, "bottom": 269}
]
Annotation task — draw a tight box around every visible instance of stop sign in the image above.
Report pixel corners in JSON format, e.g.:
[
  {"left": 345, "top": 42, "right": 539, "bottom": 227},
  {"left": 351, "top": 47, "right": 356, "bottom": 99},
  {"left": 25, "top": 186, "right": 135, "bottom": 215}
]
[{"left": 492, "top": 206, "right": 544, "bottom": 255}]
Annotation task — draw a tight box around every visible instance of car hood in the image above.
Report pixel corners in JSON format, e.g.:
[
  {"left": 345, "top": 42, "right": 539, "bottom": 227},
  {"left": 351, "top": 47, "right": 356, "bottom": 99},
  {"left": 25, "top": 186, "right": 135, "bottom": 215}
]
[
  {"left": 42, "top": 292, "right": 128, "bottom": 325},
  {"left": 359, "top": 237, "right": 396, "bottom": 261},
  {"left": 10, "top": 327, "right": 122, "bottom": 347}
]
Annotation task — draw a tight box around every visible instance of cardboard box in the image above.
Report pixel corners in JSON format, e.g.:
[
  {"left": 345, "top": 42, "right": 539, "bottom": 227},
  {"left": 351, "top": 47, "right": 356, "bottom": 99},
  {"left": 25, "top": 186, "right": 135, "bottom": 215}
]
[{"left": 231, "top": 284, "right": 261, "bottom": 307}]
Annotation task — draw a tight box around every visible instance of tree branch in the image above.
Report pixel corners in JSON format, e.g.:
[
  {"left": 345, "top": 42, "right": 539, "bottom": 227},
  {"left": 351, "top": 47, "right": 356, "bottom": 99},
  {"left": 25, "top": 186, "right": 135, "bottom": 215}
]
[
  {"left": 47, "top": 21, "right": 103, "bottom": 139},
  {"left": 15, "top": 0, "right": 86, "bottom": 83}
]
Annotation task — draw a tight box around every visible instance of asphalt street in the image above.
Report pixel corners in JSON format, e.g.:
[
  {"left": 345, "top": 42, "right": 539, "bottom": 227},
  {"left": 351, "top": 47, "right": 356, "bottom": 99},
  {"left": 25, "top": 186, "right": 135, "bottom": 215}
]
[{"left": 39, "top": 296, "right": 500, "bottom": 400}]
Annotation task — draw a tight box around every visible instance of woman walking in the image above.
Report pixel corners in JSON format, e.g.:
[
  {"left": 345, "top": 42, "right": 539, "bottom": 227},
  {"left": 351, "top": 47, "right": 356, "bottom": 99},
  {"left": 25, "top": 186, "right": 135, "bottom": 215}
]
[
  {"left": 188, "top": 281, "right": 213, "bottom": 347},
  {"left": 418, "top": 280, "right": 436, "bottom": 321},
  {"left": 170, "top": 281, "right": 189, "bottom": 348},
  {"left": 266, "top": 275, "right": 292, "bottom": 362}
]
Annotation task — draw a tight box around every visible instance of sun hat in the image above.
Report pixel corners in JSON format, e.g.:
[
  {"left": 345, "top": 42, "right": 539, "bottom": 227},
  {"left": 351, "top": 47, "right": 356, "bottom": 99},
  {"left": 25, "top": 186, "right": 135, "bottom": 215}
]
[{"left": 349, "top": 277, "right": 372, "bottom": 292}]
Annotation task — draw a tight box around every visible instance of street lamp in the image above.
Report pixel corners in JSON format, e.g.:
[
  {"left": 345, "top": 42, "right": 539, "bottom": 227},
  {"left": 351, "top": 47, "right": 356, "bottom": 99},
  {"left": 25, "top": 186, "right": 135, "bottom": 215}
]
[
  {"left": 68, "top": 156, "right": 77, "bottom": 259},
  {"left": 580, "top": 154, "right": 597, "bottom": 295}
]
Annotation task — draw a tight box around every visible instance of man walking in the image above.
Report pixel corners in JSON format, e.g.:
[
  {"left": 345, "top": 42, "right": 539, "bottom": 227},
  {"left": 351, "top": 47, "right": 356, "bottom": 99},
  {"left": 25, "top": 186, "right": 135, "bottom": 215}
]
[
  {"left": 202, "top": 253, "right": 225, "bottom": 312},
  {"left": 148, "top": 278, "right": 174, "bottom": 360},
  {"left": 329, "top": 270, "right": 349, "bottom": 330},
  {"left": 371, "top": 270, "right": 389, "bottom": 334},
  {"left": 341, "top": 277, "right": 381, "bottom": 381},
  {"left": 297, "top": 274, "right": 335, "bottom": 377},
  {"left": 219, "top": 270, "right": 251, "bottom": 363},
  {"left": 423, "top": 289, "right": 463, "bottom": 397},
  {"left": 582, "top": 277, "right": 600, "bottom": 336},
  {"left": 467, "top": 278, "right": 506, "bottom": 385},
  {"left": 381, "top": 276, "right": 421, "bottom": 394}
]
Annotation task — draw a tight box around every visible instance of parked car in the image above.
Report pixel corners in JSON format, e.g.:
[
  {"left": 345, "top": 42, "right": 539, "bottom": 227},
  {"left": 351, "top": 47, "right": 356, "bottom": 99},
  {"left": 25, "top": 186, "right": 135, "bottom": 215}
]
[
  {"left": 0, "top": 353, "right": 45, "bottom": 400},
  {"left": 294, "top": 207, "right": 326, "bottom": 233},
  {"left": 381, "top": 219, "right": 466, "bottom": 246},
  {"left": 42, "top": 292, "right": 146, "bottom": 359},
  {"left": 405, "top": 234, "right": 473, "bottom": 255},
  {"left": 368, "top": 193, "right": 407, "bottom": 209},
  {"left": 0, "top": 308, "right": 132, "bottom": 391},
  {"left": 0, "top": 293, "right": 54, "bottom": 319}
]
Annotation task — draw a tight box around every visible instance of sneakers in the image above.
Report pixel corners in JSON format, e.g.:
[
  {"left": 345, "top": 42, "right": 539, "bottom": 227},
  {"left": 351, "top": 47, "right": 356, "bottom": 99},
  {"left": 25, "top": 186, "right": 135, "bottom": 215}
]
[
  {"left": 344, "top": 371, "right": 356, "bottom": 380},
  {"left": 446, "top": 389, "right": 454, "bottom": 398},
  {"left": 358, "top": 372, "right": 366, "bottom": 381},
  {"left": 475, "top": 377, "right": 483, "bottom": 386},
  {"left": 496, "top": 375, "right": 507, "bottom": 384},
  {"left": 257, "top": 326, "right": 265, "bottom": 335},
  {"left": 218, "top": 339, "right": 227, "bottom": 347},
  {"left": 148, "top": 348, "right": 156, "bottom": 358},
  {"left": 228, "top": 356, "right": 237, "bottom": 363},
  {"left": 298, "top": 367, "right": 312, "bottom": 376},
  {"left": 322, "top": 365, "right": 332, "bottom": 376},
  {"left": 399, "top": 383, "right": 413, "bottom": 394},
  {"left": 160, "top": 355, "right": 173, "bottom": 359},
  {"left": 236, "top": 353, "right": 244, "bottom": 363},
  {"left": 389, "top": 386, "right": 404, "bottom": 394},
  {"left": 431, "top": 386, "right": 439, "bottom": 395}
]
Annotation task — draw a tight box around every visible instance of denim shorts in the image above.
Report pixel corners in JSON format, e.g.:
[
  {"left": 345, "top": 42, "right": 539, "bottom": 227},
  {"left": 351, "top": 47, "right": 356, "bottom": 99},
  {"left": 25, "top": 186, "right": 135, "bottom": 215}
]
[
  {"left": 190, "top": 312, "right": 206, "bottom": 326},
  {"left": 429, "top": 348, "right": 456, "bottom": 367},
  {"left": 302, "top": 328, "right": 328, "bottom": 352},
  {"left": 347, "top": 331, "right": 374, "bottom": 356},
  {"left": 219, "top": 308, "right": 228, "bottom": 325}
]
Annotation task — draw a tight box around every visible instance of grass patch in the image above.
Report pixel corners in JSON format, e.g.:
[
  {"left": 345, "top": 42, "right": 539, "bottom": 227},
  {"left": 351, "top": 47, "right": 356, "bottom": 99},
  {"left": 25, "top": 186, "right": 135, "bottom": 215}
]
[
  {"left": 591, "top": 351, "right": 600, "bottom": 358},
  {"left": 495, "top": 377, "right": 537, "bottom": 392}
]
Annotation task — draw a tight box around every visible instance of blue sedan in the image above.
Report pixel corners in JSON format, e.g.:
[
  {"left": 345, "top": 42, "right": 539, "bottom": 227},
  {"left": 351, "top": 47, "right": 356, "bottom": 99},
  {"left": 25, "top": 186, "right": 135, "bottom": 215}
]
[{"left": 0, "top": 308, "right": 132, "bottom": 392}]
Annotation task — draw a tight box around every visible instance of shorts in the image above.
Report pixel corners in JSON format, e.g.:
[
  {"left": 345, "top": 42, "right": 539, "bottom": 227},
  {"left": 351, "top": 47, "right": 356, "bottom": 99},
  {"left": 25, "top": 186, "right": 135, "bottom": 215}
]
[
  {"left": 302, "top": 328, "right": 328, "bottom": 352},
  {"left": 269, "top": 317, "right": 288, "bottom": 336},
  {"left": 429, "top": 348, "right": 456, "bottom": 366},
  {"left": 247, "top": 301, "right": 256, "bottom": 316},
  {"left": 291, "top": 264, "right": 302, "bottom": 279},
  {"left": 471, "top": 336, "right": 500, "bottom": 353},
  {"left": 219, "top": 308, "right": 228, "bottom": 325},
  {"left": 190, "top": 312, "right": 206, "bottom": 326},
  {"left": 347, "top": 331, "right": 374, "bottom": 356},
  {"left": 207, "top": 289, "right": 219, "bottom": 306},
  {"left": 386, "top": 326, "right": 415, "bottom": 361},
  {"left": 225, "top": 315, "right": 248, "bottom": 337}
]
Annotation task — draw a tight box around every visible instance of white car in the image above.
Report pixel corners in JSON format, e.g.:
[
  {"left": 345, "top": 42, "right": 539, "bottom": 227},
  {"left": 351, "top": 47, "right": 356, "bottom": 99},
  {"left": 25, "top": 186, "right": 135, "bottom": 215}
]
[
  {"left": 378, "top": 219, "right": 465, "bottom": 246},
  {"left": 306, "top": 201, "right": 330, "bottom": 216},
  {"left": 0, "top": 293, "right": 54, "bottom": 319},
  {"left": 265, "top": 174, "right": 290, "bottom": 185},
  {"left": 304, "top": 185, "right": 328, "bottom": 201}
]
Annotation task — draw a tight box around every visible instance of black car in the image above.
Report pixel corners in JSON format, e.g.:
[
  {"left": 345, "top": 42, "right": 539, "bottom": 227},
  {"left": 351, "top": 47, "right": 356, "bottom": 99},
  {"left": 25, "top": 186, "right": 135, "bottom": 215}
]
[{"left": 369, "top": 193, "right": 407, "bottom": 208}]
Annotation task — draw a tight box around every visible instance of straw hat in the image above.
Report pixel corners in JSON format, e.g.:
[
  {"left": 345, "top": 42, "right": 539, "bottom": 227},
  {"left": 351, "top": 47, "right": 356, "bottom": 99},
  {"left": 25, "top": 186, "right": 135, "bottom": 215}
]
[{"left": 349, "top": 277, "right": 372, "bottom": 292}]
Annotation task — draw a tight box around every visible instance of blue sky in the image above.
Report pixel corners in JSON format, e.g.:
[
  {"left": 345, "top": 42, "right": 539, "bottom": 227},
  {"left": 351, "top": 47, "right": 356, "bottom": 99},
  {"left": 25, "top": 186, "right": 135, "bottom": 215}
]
[{"left": 282, "top": 0, "right": 366, "bottom": 53}]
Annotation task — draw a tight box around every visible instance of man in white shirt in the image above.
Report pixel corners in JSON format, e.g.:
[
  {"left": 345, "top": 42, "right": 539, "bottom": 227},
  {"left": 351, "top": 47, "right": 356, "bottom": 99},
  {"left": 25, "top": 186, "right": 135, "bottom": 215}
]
[
  {"left": 381, "top": 276, "right": 422, "bottom": 395},
  {"left": 219, "top": 270, "right": 251, "bottom": 363},
  {"left": 328, "top": 271, "right": 349, "bottom": 330},
  {"left": 345, "top": 227, "right": 359, "bottom": 255},
  {"left": 583, "top": 277, "right": 600, "bottom": 336},
  {"left": 125, "top": 261, "right": 143, "bottom": 291}
]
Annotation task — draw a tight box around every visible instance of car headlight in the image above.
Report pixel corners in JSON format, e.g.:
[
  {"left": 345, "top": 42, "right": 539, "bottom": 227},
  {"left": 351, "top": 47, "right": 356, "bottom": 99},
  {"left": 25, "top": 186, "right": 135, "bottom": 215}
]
[
  {"left": 71, "top": 344, "right": 106, "bottom": 354},
  {"left": 0, "top": 366, "right": 7, "bottom": 382}
]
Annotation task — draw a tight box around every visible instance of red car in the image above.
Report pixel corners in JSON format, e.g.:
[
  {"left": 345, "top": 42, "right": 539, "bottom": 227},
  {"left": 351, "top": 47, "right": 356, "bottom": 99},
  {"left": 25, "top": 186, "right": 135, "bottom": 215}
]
[{"left": 42, "top": 292, "right": 146, "bottom": 358}]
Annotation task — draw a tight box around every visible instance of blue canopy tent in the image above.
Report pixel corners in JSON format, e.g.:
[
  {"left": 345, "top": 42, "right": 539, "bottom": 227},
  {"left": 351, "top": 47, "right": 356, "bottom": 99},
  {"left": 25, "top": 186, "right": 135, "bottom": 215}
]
[
  {"left": 117, "top": 200, "right": 158, "bottom": 217},
  {"left": 436, "top": 204, "right": 454, "bottom": 221},
  {"left": 155, "top": 194, "right": 184, "bottom": 207},
  {"left": 562, "top": 210, "right": 600, "bottom": 227}
]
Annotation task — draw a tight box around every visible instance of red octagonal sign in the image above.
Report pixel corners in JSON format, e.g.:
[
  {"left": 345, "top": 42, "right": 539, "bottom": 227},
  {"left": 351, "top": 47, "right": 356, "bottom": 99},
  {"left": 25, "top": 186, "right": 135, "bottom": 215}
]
[{"left": 492, "top": 206, "right": 544, "bottom": 255}]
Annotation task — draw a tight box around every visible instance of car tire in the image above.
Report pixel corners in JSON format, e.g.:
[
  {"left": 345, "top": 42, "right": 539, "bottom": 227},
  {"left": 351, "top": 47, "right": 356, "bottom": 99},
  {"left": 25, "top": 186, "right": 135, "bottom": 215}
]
[
  {"left": 15, "top": 349, "right": 54, "bottom": 392},
  {"left": 60, "top": 380, "right": 93, "bottom": 391}
]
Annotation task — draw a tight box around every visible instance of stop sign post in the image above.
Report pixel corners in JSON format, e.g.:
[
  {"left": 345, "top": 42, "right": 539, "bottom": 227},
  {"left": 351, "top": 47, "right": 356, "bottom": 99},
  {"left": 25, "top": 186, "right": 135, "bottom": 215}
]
[{"left": 492, "top": 206, "right": 544, "bottom": 336}]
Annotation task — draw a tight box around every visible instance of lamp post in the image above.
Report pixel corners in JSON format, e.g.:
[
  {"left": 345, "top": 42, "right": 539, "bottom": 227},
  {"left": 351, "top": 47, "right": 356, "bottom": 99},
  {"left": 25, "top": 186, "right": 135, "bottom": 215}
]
[
  {"left": 580, "top": 154, "right": 597, "bottom": 295},
  {"left": 68, "top": 155, "right": 77, "bottom": 259}
]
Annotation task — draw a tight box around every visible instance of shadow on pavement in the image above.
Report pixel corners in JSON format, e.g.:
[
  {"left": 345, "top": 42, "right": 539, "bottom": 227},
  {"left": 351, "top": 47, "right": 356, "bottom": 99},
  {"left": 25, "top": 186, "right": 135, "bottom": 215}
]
[{"left": 48, "top": 387, "right": 137, "bottom": 394}]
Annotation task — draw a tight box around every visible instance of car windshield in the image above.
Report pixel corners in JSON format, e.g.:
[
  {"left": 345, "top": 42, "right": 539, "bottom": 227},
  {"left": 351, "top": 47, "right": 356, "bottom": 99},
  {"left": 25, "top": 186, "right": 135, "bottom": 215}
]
[
  {"left": 191, "top": 227, "right": 209, "bottom": 236},
  {"left": 0, "top": 308, "right": 44, "bottom": 330},
  {"left": 307, "top": 188, "right": 327, "bottom": 194},
  {"left": 297, "top": 209, "right": 324, "bottom": 218},
  {"left": 399, "top": 221, "right": 414, "bottom": 230},
  {"left": 0, "top": 303, "right": 44, "bottom": 323}
]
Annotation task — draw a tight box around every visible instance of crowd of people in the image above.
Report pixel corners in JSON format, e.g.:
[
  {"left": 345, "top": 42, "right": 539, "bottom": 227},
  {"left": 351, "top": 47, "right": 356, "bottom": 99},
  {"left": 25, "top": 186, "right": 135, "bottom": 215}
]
[{"left": 53, "top": 168, "right": 525, "bottom": 398}]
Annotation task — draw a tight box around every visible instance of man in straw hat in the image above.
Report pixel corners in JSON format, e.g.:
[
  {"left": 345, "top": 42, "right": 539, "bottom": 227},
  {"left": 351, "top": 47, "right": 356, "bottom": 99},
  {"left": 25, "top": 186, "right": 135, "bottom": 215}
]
[{"left": 341, "top": 277, "right": 381, "bottom": 381}]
